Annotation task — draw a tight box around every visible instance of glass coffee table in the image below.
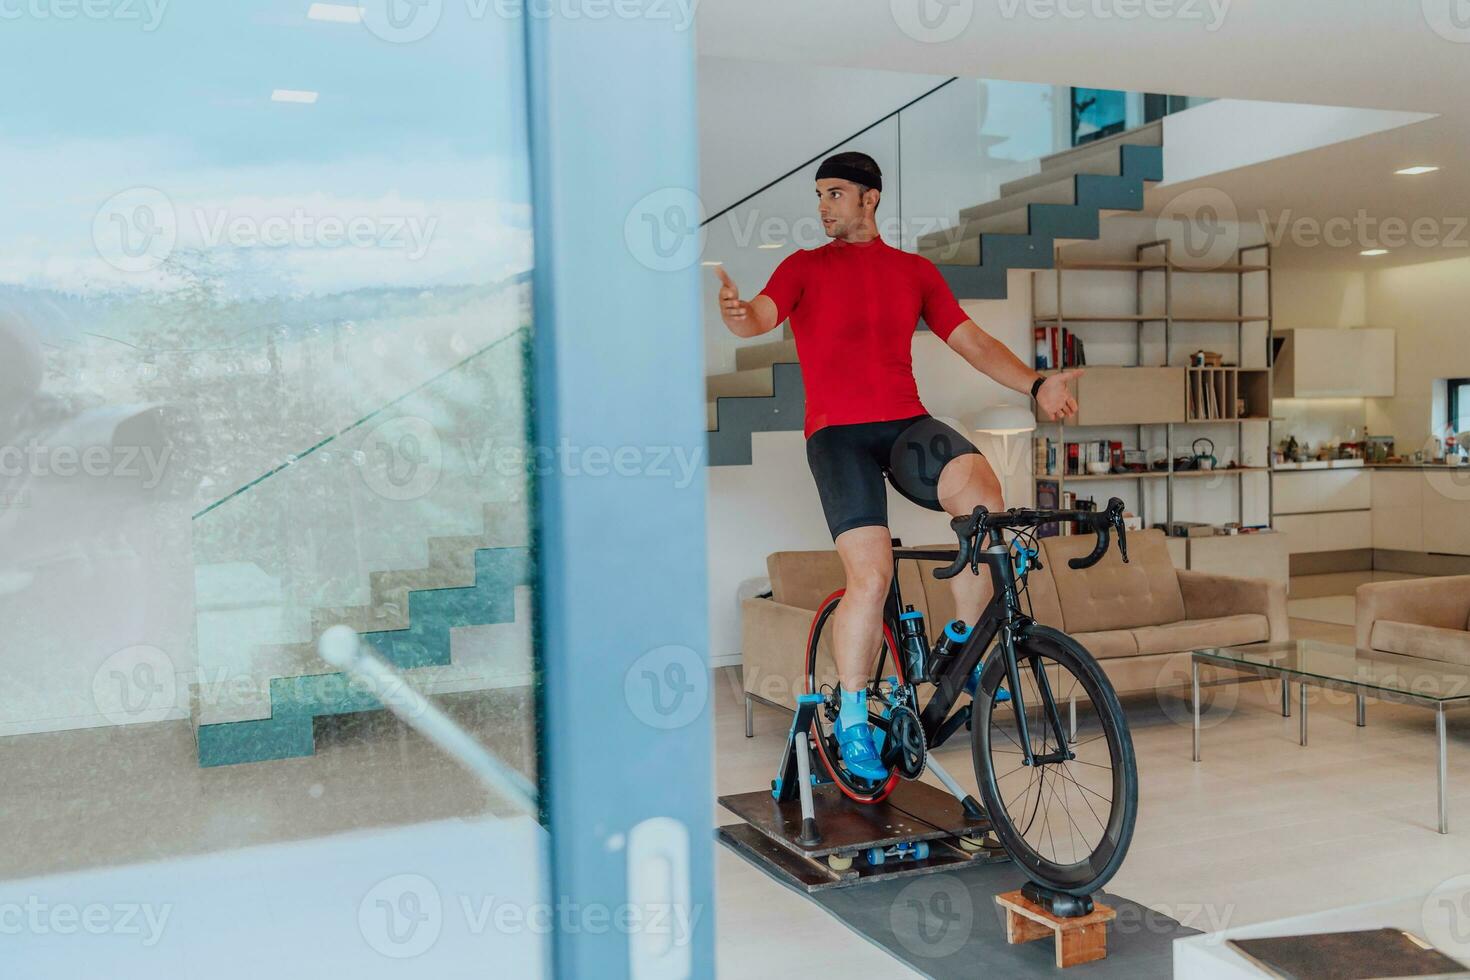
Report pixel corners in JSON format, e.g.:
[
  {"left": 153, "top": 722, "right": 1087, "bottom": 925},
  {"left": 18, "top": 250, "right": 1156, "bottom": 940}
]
[{"left": 1192, "top": 640, "right": 1470, "bottom": 833}]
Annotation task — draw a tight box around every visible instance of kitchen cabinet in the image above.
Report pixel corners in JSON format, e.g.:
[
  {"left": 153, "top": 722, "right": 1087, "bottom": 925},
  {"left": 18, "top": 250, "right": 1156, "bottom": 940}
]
[
  {"left": 1273, "top": 328, "right": 1395, "bottom": 398},
  {"left": 1273, "top": 467, "right": 1370, "bottom": 515},
  {"left": 1371, "top": 470, "right": 1424, "bottom": 552},
  {"left": 1273, "top": 510, "right": 1372, "bottom": 554}
]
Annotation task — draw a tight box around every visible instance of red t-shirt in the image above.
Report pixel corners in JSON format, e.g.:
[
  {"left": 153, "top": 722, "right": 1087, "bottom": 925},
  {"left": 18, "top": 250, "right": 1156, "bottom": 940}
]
[{"left": 757, "top": 237, "right": 970, "bottom": 437}]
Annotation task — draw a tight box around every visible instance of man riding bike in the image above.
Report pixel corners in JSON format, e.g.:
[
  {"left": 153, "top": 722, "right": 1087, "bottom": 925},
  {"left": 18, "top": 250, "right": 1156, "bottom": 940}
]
[{"left": 715, "top": 151, "right": 1080, "bottom": 781}]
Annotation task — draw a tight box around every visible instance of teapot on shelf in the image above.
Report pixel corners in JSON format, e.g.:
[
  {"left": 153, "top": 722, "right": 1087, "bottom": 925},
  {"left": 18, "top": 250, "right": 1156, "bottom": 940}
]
[{"left": 1192, "top": 437, "right": 1217, "bottom": 472}]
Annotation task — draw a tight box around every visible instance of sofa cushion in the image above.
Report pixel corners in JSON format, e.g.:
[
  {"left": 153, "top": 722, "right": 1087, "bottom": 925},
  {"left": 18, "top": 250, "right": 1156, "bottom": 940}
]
[
  {"left": 1371, "top": 620, "right": 1470, "bottom": 668},
  {"left": 1041, "top": 528, "right": 1187, "bottom": 634},
  {"left": 765, "top": 548, "right": 930, "bottom": 616},
  {"left": 1071, "top": 629, "right": 1139, "bottom": 660},
  {"left": 1131, "top": 614, "right": 1270, "bottom": 656}
]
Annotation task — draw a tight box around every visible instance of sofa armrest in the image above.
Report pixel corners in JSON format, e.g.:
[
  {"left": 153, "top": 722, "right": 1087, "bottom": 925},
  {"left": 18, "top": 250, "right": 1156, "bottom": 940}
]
[
  {"left": 740, "top": 597, "right": 815, "bottom": 712},
  {"left": 1176, "top": 569, "right": 1289, "bottom": 643},
  {"left": 1356, "top": 576, "right": 1470, "bottom": 650}
]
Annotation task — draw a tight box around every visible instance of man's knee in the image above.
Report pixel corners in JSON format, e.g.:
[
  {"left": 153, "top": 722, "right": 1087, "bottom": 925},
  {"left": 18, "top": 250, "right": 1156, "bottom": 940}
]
[{"left": 843, "top": 563, "right": 891, "bottom": 602}]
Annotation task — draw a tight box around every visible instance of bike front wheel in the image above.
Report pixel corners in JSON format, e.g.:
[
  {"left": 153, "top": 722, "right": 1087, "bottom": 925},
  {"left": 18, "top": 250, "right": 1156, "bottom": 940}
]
[{"left": 971, "top": 625, "right": 1137, "bottom": 896}]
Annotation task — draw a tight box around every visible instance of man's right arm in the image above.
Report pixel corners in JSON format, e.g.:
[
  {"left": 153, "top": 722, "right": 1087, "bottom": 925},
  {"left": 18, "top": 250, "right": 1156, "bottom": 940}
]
[{"left": 715, "top": 266, "right": 781, "bottom": 338}]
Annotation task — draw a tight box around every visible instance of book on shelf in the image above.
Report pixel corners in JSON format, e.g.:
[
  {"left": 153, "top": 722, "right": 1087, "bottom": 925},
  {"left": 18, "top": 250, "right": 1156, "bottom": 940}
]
[
  {"left": 1034, "top": 438, "right": 1125, "bottom": 477},
  {"left": 1032, "top": 326, "right": 1087, "bottom": 370}
]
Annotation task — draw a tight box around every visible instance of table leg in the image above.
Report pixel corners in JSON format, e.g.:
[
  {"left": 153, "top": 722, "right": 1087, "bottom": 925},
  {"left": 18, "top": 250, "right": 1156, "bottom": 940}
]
[
  {"left": 1281, "top": 676, "right": 1290, "bottom": 717},
  {"left": 1299, "top": 682, "right": 1308, "bottom": 746},
  {"left": 1192, "top": 658, "right": 1201, "bottom": 763},
  {"left": 1438, "top": 703, "right": 1448, "bottom": 835},
  {"left": 1356, "top": 693, "right": 1366, "bottom": 728},
  {"left": 745, "top": 694, "right": 754, "bottom": 738}
]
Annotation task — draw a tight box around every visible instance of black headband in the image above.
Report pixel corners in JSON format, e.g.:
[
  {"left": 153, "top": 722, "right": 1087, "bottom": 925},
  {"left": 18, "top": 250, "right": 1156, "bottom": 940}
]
[{"left": 815, "top": 161, "right": 882, "bottom": 192}]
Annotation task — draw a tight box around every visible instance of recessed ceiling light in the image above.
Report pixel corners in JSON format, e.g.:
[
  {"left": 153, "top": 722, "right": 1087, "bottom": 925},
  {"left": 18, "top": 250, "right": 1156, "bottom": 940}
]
[
  {"left": 307, "top": 3, "right": 362, "bottom": 23},
  {"left": 1394, "top": 166, "right": 1439, "bottom": 175},
  {"left": 271, "top": 89, "right": 319, "bottom": 104},
  {"left": 700, "top": 261, "right": 722, "bottom": 267},
  {"left": 1360, "top": 249, "right": 1388, "bottom": 256},
  {"left": 757, "top": 243, "right": 782, "bottom": 249}
]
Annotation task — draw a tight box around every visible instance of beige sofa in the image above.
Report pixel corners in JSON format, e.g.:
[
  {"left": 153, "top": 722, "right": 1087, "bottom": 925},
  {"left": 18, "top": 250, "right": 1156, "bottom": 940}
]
[
  {"left": 740, "top": 528, "right": 1289, "bottom": 731},
  {"left": 1356, "top": 575, "right": 1470, "bottom": 666}
]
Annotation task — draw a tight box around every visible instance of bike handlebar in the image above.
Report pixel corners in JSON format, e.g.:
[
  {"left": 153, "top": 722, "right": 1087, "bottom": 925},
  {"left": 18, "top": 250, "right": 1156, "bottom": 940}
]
[{"left": 933, "top": 497, "right": 1130, "bottom": 580}]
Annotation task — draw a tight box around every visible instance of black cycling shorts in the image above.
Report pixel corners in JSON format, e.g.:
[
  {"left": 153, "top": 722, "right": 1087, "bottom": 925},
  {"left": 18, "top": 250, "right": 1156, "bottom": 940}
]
[{"left": 805, "top": 414, "right": 983, "bottom": 540}]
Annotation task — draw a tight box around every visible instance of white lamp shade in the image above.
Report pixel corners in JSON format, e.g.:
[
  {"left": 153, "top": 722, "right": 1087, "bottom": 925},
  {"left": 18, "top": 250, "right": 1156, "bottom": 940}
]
[{"left": 969, "top": 404, "right": 1037, "bottom": 436}]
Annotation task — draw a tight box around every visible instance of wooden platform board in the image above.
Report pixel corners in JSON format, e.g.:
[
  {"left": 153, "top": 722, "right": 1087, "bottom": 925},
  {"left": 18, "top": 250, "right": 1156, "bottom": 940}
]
[
  {"left": 717, "top": 779, "right": 995, "bottom": 859},
  {"left": 717, "top": 779, "right": 1009, "bottom": 893},
  {"left": 718, "top": 824, "right": 1008, "bottom": 893},
  {"left": 996, "top": 889, "right": 1116, "bottom": 969}
]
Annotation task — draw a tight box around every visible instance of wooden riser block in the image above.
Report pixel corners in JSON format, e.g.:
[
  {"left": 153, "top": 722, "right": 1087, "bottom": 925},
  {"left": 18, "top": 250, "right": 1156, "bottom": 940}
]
[{"left": 995, "top": 889, "right": 1116, "bottom": 969}]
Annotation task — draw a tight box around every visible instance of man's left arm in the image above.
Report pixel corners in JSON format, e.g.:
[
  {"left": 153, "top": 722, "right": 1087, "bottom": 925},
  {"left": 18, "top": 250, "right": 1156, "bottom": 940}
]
[{"left": 944, "top": 320, "right": 1079, "bottom": 421}]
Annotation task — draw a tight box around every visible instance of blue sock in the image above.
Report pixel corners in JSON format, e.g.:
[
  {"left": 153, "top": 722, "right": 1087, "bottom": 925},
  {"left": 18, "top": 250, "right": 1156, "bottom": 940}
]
[{"left": 840, "top": 688, "right": 868, "bottom": 731}]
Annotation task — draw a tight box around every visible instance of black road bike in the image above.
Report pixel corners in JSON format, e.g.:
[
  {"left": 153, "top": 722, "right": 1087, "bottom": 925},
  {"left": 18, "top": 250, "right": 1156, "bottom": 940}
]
[{"left": 804, "top": 497, "right": 1138, "bottom": 897}]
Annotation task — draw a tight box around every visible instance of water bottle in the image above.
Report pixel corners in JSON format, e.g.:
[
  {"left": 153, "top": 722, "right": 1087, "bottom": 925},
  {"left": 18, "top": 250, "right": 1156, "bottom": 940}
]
[
  {"left": 931, "top": 619, "right": 969, "bottom": 663},
  {"left": 897, "top": 606, "right": 929, "bottom": 683}
]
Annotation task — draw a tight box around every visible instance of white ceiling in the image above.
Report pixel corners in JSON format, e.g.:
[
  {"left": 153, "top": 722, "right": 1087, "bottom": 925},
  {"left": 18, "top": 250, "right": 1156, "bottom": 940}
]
[{"left": 696, "top": 0, "right": 1470, "bottom": 270}]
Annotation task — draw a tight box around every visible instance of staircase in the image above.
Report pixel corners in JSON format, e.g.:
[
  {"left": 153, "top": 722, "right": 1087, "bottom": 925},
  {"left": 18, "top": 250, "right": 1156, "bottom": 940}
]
[
  {"left": 192, "top": 501, "right": 532, "bottom": 767},
  {"left": 704, "top": 122, "right": 1164, "bottom": 466}
]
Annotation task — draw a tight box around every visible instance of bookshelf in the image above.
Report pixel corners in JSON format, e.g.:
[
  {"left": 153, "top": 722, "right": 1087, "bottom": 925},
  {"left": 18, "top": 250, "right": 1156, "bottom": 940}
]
[{"left": 1030, "top": 240, "right": 1275, "bottom": 532}]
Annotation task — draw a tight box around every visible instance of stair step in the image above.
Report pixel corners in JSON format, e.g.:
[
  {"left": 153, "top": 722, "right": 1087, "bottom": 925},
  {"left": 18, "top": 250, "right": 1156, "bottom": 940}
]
[
  {"left": 706, "top": 366, "right": 775, "bottom": 401},
  {"left": 1038, "top": 119, "right": 1163, "bottom": 171},
  {"left": 999, "top": 121, "right": 1162, "bottom": 198},
  {"left": 734, "top": 339, "right": 799, "bottom": 371}
]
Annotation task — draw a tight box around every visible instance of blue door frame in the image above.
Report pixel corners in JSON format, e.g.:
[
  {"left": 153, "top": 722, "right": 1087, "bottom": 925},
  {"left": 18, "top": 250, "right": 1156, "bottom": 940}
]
[{"left": 524, "top": 8, "right": 713, "bottom": 979}]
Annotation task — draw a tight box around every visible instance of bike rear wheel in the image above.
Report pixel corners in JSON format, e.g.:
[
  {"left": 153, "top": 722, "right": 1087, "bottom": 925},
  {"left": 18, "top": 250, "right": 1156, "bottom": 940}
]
[
  {"left": 971, "top": 625, "right": 1137, "bottom": 896},
  {"left": 804, "top": 590, "right": 902, "bottom": 805}
]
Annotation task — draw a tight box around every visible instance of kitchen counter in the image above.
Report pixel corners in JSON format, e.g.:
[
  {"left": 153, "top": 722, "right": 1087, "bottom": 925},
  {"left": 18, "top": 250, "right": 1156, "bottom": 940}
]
[{"left": 1273, "top": 460, "right": 1468, "bottom": 472}]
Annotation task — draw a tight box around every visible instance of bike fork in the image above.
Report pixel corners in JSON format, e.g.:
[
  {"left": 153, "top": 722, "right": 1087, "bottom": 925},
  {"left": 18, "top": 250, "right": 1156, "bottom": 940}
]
[{"left": 1000, "top": 628, "right": 1073, "bottom": 767}]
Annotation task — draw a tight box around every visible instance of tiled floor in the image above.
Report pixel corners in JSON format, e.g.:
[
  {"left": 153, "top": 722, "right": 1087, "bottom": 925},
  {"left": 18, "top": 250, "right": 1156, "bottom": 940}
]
[{"left": 5, "top": 577, "right": 1466, "bottom": 979}]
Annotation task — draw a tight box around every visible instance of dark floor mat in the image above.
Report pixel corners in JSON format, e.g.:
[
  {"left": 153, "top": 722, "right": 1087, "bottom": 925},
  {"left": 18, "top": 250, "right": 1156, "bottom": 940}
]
[{"left": 723, "top": 836, "right": 1197, "bottom": 978}]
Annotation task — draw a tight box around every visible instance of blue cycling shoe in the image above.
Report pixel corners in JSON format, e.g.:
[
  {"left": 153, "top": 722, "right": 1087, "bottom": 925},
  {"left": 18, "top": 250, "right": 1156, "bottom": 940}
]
[
  {"left": 836, "top": 721, "right": 889, "bottom": 781},
  {"left": 962, "top": 668, "right": 1011, "bottom": 702}
]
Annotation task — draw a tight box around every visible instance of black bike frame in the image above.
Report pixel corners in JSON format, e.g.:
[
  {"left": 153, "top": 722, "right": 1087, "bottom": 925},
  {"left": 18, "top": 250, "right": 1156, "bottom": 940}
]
[{"left": 884, "top": 529, "right": 1058, "bottom": 766}]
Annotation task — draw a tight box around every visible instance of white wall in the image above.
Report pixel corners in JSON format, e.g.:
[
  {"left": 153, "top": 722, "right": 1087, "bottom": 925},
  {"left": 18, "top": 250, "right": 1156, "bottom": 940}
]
[{"left": 1364, "top": 255, "right": 1470, "bottom": 451}]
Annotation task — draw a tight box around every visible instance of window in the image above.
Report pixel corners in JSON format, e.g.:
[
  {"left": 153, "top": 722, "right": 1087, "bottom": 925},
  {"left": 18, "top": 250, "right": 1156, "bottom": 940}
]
[{"left": 1449, "top": 379, "right": 1470, "bottom": 435}]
